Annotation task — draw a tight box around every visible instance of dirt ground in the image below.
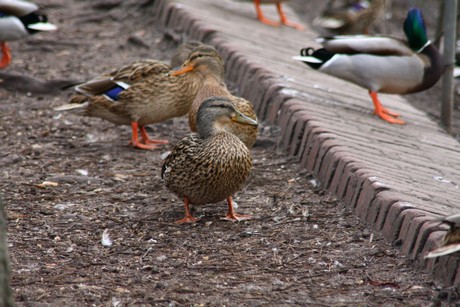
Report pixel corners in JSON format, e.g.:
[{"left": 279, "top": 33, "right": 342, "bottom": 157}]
[{"left": 0, "top": 0, "right": 458, "bottom": 305}]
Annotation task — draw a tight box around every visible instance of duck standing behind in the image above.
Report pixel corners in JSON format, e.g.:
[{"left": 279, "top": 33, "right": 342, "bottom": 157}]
[
  {"left": 171, "top": 45, "right": 258, "bottom": 148},
  {"left": 0, "top": 0, "right": 57, "bottom": 68},
  {"left": 294, "top": 8, "right": 443, "bottom": 125},
  {"left": 161, "top": 96, "right": 258, "bottom": 224},
  {"left": 314, "top": 0, "right": 386, "bottom": 35}
]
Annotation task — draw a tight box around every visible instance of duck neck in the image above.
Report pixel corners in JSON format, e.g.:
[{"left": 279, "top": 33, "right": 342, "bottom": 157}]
[
  {"left": 198, "top": 121, "right": 223, "bottom": 139},
  {"left": 414, "top": 44, "right": 444, "bottom": 93}
]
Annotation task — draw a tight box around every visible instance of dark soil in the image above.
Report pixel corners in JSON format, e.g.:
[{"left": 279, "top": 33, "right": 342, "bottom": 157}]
[{"left": 0, "top": 0, "right": 457, "bottom": 305}]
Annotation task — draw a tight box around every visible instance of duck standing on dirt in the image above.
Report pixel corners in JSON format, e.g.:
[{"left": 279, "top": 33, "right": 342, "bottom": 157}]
[
  {"left": 0, "top": 0, "right": 57, "bottom": 68},
  {"left": 235, "top": 0, "right": 304, "bottom": 30},
  {"left": 293, "top": 8, "right": 443, "bottom": 125},
  {"left": 171, "top": 45, "right": 258, "bottom": 148},
  {"left": 161, "top": 96, "right": 258, "bottom": 224},
  {"left": 425, "top": 213, "right": 460, "bottom": 259},
  {"left": 55, "top": 43, "right": 217, "bottom": 150}
]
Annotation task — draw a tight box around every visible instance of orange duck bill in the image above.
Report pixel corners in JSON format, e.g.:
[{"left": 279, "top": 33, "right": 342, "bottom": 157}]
[{"left": 170, "top": 64, "right": 194, "bottom": 76}]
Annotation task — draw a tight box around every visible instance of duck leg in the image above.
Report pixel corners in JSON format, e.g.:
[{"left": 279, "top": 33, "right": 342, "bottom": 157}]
[
  {"left": 0, "top": 42, "right": 12, "bottom": 69},
  {"left": 175, "top": 197, "right": 200, "bottom": 224},
  {"left": 139, "top": 126, "right": 168, "bottom": 145},
  {"left": 222, "top": 196, "right": 251, "bottom": 222},
  {"left": 254, "top": 0, "right": 279, "bottom": 26},
  {"left": 130, "top": 122, "right": 162, "bottom": 150},
  {"left": 275, "top": 2, "right": 305, "bottom": 30},
  {"left": 369, "top": 91, "right": 405, "bottom": 125}
]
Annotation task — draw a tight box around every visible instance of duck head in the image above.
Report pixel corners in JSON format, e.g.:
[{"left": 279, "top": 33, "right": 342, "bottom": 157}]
[
  {"left": 171, "top": 45, "right": 225, "bottom": 80},
  {"left": 403, "top": 8, "right": 428, "bottom": 52},
  {"left": 196, "top": 96, "right": 258, "bottom": 139}
]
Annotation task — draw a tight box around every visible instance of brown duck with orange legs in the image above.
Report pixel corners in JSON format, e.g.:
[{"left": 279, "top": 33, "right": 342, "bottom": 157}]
[
  {"left": 55, "top": 43, "right": 216, "bottom": 150},
  {"left": 161, "top": 97, "right": 257, "bottom": 224}
]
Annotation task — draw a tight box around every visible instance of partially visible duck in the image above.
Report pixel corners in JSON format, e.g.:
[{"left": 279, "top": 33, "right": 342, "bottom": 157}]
[
  {"left": 294, "top": 8, "right": 443, "bottom": 125},
  {"left": 169, "top": 40, "right": 203, "bottom": 68},
  {"left": 161, "top": 96, "right": 257, "bottom": 224},
  {"left": 425, "top": 213, "right": 460, "bottom": 259},
  {"left": 235, "top": 0, "right": 304, "bottom": 30},
  {"left": 171, "top": 45, "right": 258, "bottom": 148},
  {"left": 55, "top": 44, "right": 219, "bottom": 150},
  {"left": 0, "top": 0, "right": 57, "bottom": 68},
  {"left": 314, "top": 0, "right": 386, "bottom": 34}
]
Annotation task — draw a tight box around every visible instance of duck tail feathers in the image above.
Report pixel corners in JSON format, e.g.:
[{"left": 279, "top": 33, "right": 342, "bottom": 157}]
[
  {"left": 54, "top": 101, "right": 89, "bottom": 111},
  {"left": 293, "top": 48, "right": 335, "bottom": 69}
]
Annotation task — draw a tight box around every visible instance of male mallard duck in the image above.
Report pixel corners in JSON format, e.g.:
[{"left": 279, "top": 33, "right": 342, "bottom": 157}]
[
  {"left": 161, "top": 96, "right": 258, "bottom": 224},
  {"left": 55, "top": 44, "right": 218, "bottom": 150},
  {"left": 0, "top": 0, "right": 57, "bottom": 68},
  {"left": 293, "top": 8, "right": 442, "bottom": 125},
  {"left": 425, "top": 213, "right": 460, "bottom": 259},
  {"left": 171, "top": 45, "right": 258, "bottom": 148},
  {"left": 235, "top": 0, "right": 304, "bottom": 30},
  {"left": 314, "top": 0, "right": 386, "bottom": 34}
]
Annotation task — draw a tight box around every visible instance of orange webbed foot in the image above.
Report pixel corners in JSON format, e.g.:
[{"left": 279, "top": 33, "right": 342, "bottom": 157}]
[
  {"left": 258, "top": 16, "right": 280, "bottom": 27},
  {"left": 175, "top": 216, "right": 200, "bottom": 224},
  {"left": 375, "top": 111, "right": 406, "bottom": 125},
  {"left": 277, "top": 3, "right": 305, "bottom": 30},
  {"left": 369, "top": 91, "right": 406, "bottom": 125},
  {"left": 175, "top": 197, "right": 199, "bottom": 224},
  {"left": 130, "top": 122, "right": 166, "bottom": 150},
  {"left": 221, "top": 213, "right": 252, "bottom": 222},
  {"left": 0, "top": 42, "right": 12, "bottom": 69},
  {"left": 139, "top": 126, "right": 168, "bottom": 145},
  {"left": 130, "top": 141, "right": 162, "bottom": 150},
  {"left": 254, "top": 0, "right": 280, "bottom": 27},
  {"left": 221, "top": 197, "right": 252, "bottom": 222},
  {"left": 281, "top": 20, "right": 305, "bottom": 31},
  {"left": 379, "top": 106, "right": 401, "bottom": 118}
]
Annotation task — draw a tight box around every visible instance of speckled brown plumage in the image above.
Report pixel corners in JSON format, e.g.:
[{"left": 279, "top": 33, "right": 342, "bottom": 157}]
[
  {"left": 162, "top": 96, "right": 257, "bottom": 223},
  {"left": 173, "top": 46, "right": 258, "bottom": 148},
  {"left": 170, "top": 40, "right": 203, "bottom": 68},
  {"left": 315, "top": 0, "right": 386, "bottom": 35},
  {"left": 55, "top": 43, "right": 215, "bottom": 150}
]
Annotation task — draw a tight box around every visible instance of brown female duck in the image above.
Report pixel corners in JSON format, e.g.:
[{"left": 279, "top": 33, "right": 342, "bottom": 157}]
[
  {"left": 55, "top": 43, "right": 215, "bottom": 150},
  {"left": 314, "top": 0, "right": 386, "bottom": 35},
  {"left": 162, "top": 96, "right": 258, "bottom": 224},
  {"left": 171, "top": 45, "right": 258, "bottom": 148}
]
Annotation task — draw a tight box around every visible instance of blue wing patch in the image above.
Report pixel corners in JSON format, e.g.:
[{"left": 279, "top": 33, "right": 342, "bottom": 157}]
[{"left": 103, "top": 81, "right": 130, "bottom": 101}]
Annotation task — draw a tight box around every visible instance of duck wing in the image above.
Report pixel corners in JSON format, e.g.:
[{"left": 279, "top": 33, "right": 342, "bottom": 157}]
[
  {"left": 0, "top": 0, "right": 38, "bottom": 16},
  {"left": 75, "top": 60, "right": 170, "bottom": 96},
  {"left": 319, "top": 36, "right": 413, "bottom": 56}
]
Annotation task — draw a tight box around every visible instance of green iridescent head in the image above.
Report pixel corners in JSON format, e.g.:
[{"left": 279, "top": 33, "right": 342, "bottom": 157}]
[{"left": 403, "top": 8, "right": 428, "bottom": 51}]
